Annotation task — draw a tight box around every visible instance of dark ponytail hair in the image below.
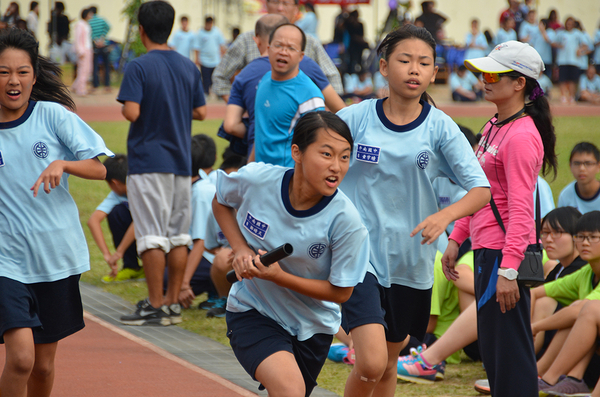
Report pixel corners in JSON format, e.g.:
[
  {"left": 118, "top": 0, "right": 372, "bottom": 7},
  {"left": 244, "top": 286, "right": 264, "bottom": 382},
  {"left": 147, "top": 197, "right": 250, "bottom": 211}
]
[
  {"left": 0, "top": 28, "right": 75, "bottom": 111},
  {"left": 292, "top": 111, "right": 353, "bottom": 153},
  {"left": 506, "top": 73, "right": 557, "bottom": 179},
  {"left": 377, "top": 24, "right": 437, "bottom": 107}
]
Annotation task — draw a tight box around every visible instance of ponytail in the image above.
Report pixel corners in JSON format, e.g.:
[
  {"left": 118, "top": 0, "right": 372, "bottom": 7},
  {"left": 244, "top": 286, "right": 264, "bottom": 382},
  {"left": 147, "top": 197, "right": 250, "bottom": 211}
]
[
  {"left": 523, "top": 77, "right": 557, "bottom": 179},
  {"left": 0, "top": 28, "right": 75, "bottom": 111}
]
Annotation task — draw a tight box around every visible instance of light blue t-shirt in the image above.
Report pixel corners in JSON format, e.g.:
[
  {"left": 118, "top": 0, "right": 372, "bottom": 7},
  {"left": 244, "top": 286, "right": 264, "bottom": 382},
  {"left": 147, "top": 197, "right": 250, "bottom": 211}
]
[
  {"left": 168, "top": 29, "right": 196, "bottom": 59},
  {"left": 96, "top": 191, "right": 127, "bottom": 214},
  {"left": 594, "top": 29, "right": 600, "bottom": 65},
  {"left": 254, "top": 70, "right": 325, "bottom": 167},
  {"left": 531, "top": 28, "right": 556, "bottom": 65},
  {"left": 0, "top": 101, "right": 113, "bottom": 283},
  {"left": 337, "top": 99, "right": 490, "bottom": 289},
  {"left": 558, "top": 180, "right": 600, "bottom": 214},
  {"left": 537, "top": 74, "right": 553, "bottom": 96},
  {"left": 195, "top": 27, "right": 226, "bottom": 68},
  {"left": 204, "top": 212, "right": 229, "bottom": 251},
  {"left": 433, "top": 177, "right": 467, "bottom": 234},
  {"left": 296, "top": 12, "right": 318, "bottom": 40},
  {"left": 555, "top": 29, "right": 586, "bottom": 67},
  {"left": 579, "top": 74, "right": 600, "bottom": 95},
  {"left": 464, "top": 32, "right": 488, "bottom": 60},
  {"left": 518, "top": 21, "right": 538, "bottom": 42},
  {"left": 495, "top": 28, "right": 517, "bottom": 45},
  {"left": 216, "top": 162, "right": 369, "bottom": 341},
  {"left": 578, "top": 33, "right": 593, "bottom": 70},
  {"left": 449, "top": 70, "right": 479, "bottom": 92},
  {"left": 373, "top": 71, "right": 387, "bottom": 91},
  {"left": 537, "top": 176, "right": 555, "bottom": 218},
  {"left": 344, "top": 73, "right": 373, "bottom": 93},
  {"left": 190, "top": 169, "right": 218, "bottom": 263}
]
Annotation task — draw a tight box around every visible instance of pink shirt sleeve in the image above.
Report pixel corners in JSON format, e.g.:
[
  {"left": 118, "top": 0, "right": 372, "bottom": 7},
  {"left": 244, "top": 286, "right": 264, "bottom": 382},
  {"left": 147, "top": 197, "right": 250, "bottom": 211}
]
[{"left": 449, "top": 215, "right": 471, "bottom": 246}]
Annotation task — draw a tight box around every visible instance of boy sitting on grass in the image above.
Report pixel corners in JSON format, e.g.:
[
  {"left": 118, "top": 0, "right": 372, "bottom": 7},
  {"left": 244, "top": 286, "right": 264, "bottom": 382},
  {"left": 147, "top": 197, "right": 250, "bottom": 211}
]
[{"left": 87, "top": 154, "right": 143, "bottom": 283}]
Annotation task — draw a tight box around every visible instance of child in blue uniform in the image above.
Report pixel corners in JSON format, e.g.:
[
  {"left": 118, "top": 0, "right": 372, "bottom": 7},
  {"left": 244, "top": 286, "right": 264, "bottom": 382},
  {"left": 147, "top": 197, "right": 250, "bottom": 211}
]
[
  {"left": 336, "top": 25, "right": 491, "bottom": 397},
  {"left": 0, "top": 29, "right": 112, "bottom": 397},
  {"left": 213, "top": 111, "right": 369, "bottom": 397}
]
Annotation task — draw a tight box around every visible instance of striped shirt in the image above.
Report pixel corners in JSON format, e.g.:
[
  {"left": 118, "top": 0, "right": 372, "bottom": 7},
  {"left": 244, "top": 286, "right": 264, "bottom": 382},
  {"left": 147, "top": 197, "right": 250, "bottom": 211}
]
[
  {"left": 89, "top": 15, "right": 110, "bottom": 41},
  {"left": 212, "top": 31, "right": 343, "bottom": 96}
]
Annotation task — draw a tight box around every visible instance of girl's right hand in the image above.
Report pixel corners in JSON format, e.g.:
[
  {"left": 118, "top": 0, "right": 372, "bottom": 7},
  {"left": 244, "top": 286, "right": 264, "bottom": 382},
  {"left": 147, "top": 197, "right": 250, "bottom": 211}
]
[
  {"left": 231, "top": 246, "right": 257, "bottom": 282},
  {"left": 442, "top": 239, "right": 460, "bottom": 281}
]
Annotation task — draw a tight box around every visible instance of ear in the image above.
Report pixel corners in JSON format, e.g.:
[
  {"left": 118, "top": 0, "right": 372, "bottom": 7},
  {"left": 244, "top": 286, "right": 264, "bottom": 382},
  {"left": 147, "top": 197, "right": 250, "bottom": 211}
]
[
  {"left": 253, "top": 35, "right": 260, "bottom": 47},
  {"left": 514, "top": 76, "right": 526, "bottom": 93},
  {"left": 379, "top": 57, "right": 388, "bottom": 78},
  {"left": 430, "top": 64, "right": 439, "bottom": 84},
  {"left": 291, "top": 144, "right": 302, "bottom": 164}
]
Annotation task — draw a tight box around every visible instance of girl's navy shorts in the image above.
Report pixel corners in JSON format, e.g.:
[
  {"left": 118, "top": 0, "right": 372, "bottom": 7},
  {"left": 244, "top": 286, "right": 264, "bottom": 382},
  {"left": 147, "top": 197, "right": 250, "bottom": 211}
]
[
  {"left": 226, "top": 309, "right": 332, "bottom": 396},
  {"left": 0, "top": 274, "right": 84, "bottom": 344},
  {"left": 341, "top": 272, "right": 432, "bottom": 343}
]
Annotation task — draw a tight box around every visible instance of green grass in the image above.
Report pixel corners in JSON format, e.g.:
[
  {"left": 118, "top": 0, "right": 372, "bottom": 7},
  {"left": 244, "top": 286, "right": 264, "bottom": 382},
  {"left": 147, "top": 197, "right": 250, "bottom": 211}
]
[{"left": 72, "top": 116, "right": 600, "bottom": 396}]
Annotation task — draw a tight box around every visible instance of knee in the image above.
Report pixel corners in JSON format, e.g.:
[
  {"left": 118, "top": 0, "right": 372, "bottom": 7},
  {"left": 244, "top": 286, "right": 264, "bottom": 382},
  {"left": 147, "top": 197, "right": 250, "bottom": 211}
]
[
  {"left": 268, "top": 378, "right": 305, "bottom": 397},
  {"left": 353, "top": 353, "right": 387, "bottom": 381},
  {"left": 7, "top": 350, "right": 35, "bottom": 377},
  {"left": 30, "top": 360, "right": 55, "bottom": 380}
]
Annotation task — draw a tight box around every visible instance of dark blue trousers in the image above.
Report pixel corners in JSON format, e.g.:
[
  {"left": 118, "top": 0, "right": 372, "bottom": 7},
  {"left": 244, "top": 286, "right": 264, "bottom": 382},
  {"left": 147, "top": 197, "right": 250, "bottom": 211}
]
[
  {"left": 474, "top": 248, "right": 538, "bottom": 397},
  {"left": 106, "top": 202, "right": 139, "bottom": 271}
]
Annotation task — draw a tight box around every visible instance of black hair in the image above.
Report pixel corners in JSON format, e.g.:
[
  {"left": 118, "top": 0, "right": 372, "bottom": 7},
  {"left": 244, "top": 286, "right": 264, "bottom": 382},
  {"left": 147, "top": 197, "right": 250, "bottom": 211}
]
[
  {"left": 81, "top": 8, "right": 91, "bottom": 20},
  {"left": 205, "top": 16, "right": 214, "bottom": 24},
  {"left": 89, "top": 5, "right": 97, "bottom": 14},
  {"left": 457, "top": 124, "right": 477, "bottom": 148},
  {"left": 484, "top": 29, "right": 494, "bottom": 45},
  {"left": 502, "top": 71, "right": 558, "bottom": 179},
  {"left": 457, "top": 64, "right": 467, "bottom": 72},
  {"left": 138, "top": 1, "right": 175, "bottom": 45},
  {"left": 220, "top": 154, "right": 246, "bottom": 171},
  {"left": 30, "top": 1, "right": 39, "bottom": 11},
  {"left": 575, "top": 211, "right": 600, "bottom": 235},
  {"left": 269, "top": 23, "right": 306, "bottom": 52},
  {"left": 305, "top": 2, "right": 315, "bottom": 14},
  {"left": 377, "top": 25, "right": 437, "bottom": 106},
  {"left": 191, "top": 134, "right": 216, "bottom": 177},
  {"left": 103, "top": 154, "right": 128, "bottom": 183},
  {"left": 0, "top": 29, "right": 75, "bottom": 110},
  {"left": 181, "top": 16, "right": 188, "bottom": 22},
  {"left": 570, "top": 142, "right": 600, "bottom": 163},
  {"left": 292, "top": 111, "right": 353, "bottom": 153},
  {"left": 255, "top": 14, "right": 287, "bottom": 38},
  {"left": 54, "top": 2, "right": 64, "bottom": 13},
  {"left": 542, "top": 206, "right": 582, "bottom": 236}
]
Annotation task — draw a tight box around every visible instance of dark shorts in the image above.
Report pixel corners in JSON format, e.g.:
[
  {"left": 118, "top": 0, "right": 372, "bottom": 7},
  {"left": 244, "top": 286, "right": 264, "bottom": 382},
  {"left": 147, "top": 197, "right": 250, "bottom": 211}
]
[
  {"left": 0, "top": 275, "right": 85, "bottom": 344},
  {"left": 558, "top": 65, "right": 581, "bottom": 83},
  {"left": 226, "top": 309, "right": 332, "bottom": 397},
  {"left": 341, "top": 272, "right": 432, "bottom": 343}
]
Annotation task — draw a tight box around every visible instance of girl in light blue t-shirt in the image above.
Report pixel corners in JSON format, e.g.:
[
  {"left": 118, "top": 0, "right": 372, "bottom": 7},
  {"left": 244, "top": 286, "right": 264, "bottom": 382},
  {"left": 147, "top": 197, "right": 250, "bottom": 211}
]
[{"left": 0, "top": 29, "right": 112, "bottom": 397}]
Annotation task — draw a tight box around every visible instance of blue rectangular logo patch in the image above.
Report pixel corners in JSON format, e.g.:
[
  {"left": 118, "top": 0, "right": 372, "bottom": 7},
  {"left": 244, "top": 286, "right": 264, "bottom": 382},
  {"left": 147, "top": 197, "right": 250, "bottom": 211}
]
[
  {"left": 356, "top": 144, "right": 380, "bottom": 164},
  {"left": 243, "top": 212, "right": 269, "bottom": 240},
  {"left": 0, "top": 150, "right": 4, "bottom": 167}
]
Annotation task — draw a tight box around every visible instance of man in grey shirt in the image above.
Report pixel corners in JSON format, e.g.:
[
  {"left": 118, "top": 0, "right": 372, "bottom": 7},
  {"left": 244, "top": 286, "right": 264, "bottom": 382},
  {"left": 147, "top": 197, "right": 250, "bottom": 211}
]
[{"left": 212, "top": 0, "right": 343, "bottom": 101}]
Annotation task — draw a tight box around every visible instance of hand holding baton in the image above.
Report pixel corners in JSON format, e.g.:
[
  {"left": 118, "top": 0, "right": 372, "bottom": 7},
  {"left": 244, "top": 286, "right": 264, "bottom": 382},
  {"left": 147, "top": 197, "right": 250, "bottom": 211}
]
[{"left": 226, "top": 243, "right": 294, "bottom": 284}]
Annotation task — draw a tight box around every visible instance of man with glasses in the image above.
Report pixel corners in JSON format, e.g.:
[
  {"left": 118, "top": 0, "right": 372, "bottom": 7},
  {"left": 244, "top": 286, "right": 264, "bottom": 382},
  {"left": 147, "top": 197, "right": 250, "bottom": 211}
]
[
  {"left": 252, "top": 23, "right": 325, "bottom": 167},
  {"left": 212, "top": 0, "right": 343, "bottom": 102},
  {"left": 558, "top": 142, "right": 600, "bottom": 214}
]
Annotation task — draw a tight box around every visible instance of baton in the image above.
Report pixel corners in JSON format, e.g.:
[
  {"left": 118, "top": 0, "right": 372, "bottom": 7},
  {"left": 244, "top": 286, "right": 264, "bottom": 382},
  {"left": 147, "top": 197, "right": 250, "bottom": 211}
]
[{"left": 226, "top": 243, "right": 294, "bottom": 284}]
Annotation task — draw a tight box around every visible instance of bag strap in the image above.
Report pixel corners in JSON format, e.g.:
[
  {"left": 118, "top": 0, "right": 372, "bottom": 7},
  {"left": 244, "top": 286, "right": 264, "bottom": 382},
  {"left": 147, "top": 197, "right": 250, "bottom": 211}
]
[{"left": 489, "top": 186, "right": 541, "bottom": 250}]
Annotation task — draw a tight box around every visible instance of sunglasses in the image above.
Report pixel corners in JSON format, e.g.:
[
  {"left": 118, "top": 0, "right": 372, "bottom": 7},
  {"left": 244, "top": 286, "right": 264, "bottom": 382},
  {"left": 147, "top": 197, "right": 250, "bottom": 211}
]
[{"left": 481, "top": 71, "right": 521, "bottom": 84}]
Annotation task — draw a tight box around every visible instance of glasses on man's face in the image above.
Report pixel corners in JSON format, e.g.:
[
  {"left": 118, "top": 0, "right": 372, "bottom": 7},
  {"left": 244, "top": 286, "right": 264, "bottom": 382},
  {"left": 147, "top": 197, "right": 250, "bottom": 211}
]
[
  {"left": 267, "top": 0, "right": 296, "bottom": 7},
  {"left": 271, "top": 42, "right": 300, "bottom": 54},
  {"left": 570, "top": 161, "right": 598, "bottom": 169},
  {"left": 541, "top": 230, "right": 564, "bottom": 240},
  {"left": 573, "top": 234, "right": 600, "bottom": 244}
]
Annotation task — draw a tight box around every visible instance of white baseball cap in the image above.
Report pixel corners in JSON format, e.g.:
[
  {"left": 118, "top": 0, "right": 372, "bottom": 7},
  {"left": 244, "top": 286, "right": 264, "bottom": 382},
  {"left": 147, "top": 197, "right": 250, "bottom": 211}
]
[{"left": 464, "top": 40, "right": 545, "bottom": 79}]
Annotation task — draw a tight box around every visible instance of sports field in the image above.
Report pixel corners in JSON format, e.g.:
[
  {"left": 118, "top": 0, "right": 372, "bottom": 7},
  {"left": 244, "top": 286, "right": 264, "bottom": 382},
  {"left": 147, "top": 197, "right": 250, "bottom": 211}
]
[{"left": 72, "top": 114, "right": 599, "bottom": 396}]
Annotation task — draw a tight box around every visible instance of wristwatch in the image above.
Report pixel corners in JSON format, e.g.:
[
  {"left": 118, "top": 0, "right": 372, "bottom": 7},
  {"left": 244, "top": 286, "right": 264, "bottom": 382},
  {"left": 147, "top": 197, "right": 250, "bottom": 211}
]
[{"left": 498, "top": 268, "right": 519, "bottom": 281}]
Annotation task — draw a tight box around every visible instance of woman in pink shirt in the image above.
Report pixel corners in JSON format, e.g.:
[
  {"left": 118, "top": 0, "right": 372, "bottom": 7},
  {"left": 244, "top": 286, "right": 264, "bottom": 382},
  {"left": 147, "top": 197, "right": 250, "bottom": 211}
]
[
  {"left": 442, "top": 41, "right": 558, "bottom": 397},
  {"left": 72, "top": 8, "right": 93, "bottom": 96}
]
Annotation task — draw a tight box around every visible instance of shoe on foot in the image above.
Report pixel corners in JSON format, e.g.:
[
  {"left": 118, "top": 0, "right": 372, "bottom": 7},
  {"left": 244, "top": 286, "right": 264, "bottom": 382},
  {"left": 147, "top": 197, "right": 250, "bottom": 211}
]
[
  {"left": 169, "top": 303, "right": 182, "bottom": 324},
  {"left": 343, "top": 348, "right": 355, "bottom": 365},
  {"left": 544, "top": 376, "right": 590, "bottom": 397},
  {"left": 206, "top": 297, "right": 226, "bottom": 318},
  {"left": 474, "top": 379, "right": 490, "bottom": 395},
  {"left": 396, "top": 354, "right": 437, "bottom": 384},
  {"left": 120, "top": 298, "right": 170, "bottom": 326},
  {"left": 539, "top": 377, "right": 555, "bottom": 397},
  {"left": 327, "top": 343, "right": 350, "bottom": 362},
  {"left": 434, "top": 360, "right": 446, "bottom": 380},
  {"left": 102, "top": 267, "right": 145, "bottom": 283},
  {"left": 198, "top": 296, "right": 219, "bottom": 310}
]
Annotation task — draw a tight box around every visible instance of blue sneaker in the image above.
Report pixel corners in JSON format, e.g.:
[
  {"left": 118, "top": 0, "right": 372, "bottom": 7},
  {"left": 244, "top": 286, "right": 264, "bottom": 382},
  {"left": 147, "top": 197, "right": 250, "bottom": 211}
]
[
  {"left": 435, "top": 360, "right": 446, "bottom": 380},
  {"left": 198, "top": 296, "right": 219, "bottom": 310},
  {"left": 206, "top": 297, "right": 227, "bottom": 318},
  {"left": 397, "top": 355, "right": 437, "bottom": 384},
  {"left": 328, "top": 343, "right": 350, "bottom": 362}
]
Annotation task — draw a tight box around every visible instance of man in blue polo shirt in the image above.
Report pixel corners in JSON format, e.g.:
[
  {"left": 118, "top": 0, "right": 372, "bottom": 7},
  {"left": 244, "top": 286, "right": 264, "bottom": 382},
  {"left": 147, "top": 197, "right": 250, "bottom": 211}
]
[{"left": 252, "top": 23, "right": 325, "bottom": 167}]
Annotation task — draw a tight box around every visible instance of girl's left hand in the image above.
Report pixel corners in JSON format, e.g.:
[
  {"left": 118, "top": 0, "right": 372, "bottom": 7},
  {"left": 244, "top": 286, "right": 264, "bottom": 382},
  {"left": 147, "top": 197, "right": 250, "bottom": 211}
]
[
  {"left": 31, "top": 160, "right": 65, "bottom": 197},
  {"left": 411, "top": 212, "right": 451, "bottom": 245},
  {"left": 247, "top": 249, "right": 283, "bottom": 281}
]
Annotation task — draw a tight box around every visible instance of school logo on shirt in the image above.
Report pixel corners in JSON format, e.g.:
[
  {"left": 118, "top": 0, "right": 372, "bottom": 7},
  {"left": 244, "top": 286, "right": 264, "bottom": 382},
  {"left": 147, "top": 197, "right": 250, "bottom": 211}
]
[
  {"left": 244, "top": 212, "right": 269, "bottom": 240},
  {"left": 308, "top": 243, "right": 327, "bottom": 259},
  {"left": 32, "top": 141, "right": 49, "bottom": 159},
  {"left": 0, "top": 150, "right": 4, "bottom": 167},
  {"left": 264, "top": 100, "right": 271, "bottom": 107},
  {"left": 439, "top": 196, "right": 451, "bottom": 205},
  {"left": 415, "top": 150, "right": 430, "bottom": 170},
  {"left": 356, "top": 144, "right": 380, "bottom": 164}
]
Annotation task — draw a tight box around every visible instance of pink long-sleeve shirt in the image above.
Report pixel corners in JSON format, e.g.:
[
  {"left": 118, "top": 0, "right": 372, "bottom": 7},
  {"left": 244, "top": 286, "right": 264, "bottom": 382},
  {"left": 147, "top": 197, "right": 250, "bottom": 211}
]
[{"left": 450, "top": 115, "right": 543, "bottom": 270}]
